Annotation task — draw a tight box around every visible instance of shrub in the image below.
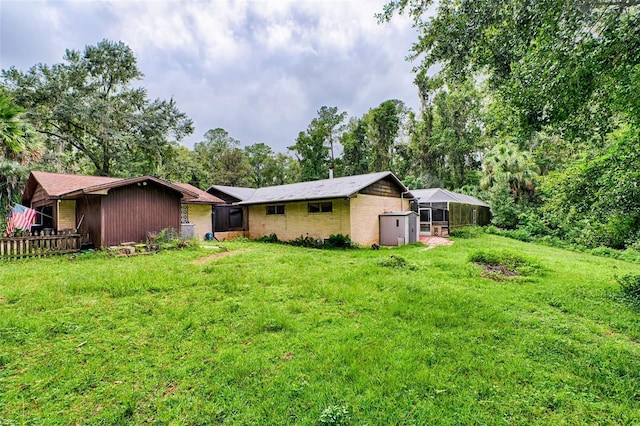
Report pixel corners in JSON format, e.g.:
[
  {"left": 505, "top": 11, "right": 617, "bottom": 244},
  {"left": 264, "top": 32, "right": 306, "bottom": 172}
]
[
  {"left": 503, "top": 228, "right": 533, "bottom": 242},
  {"left": 324, "top": 234, "right": 357, "bottom": 249},
  {"left": 257, "top": 233, "right": 279, "bottom": 243},
  {"left": 484, "top": 225, "right": 501, "bottom": 235},
  {"left": 518, "top": 212, "right": 549, "bottom": 236},
  {"left": 616, "top": 274, "right": 640, "bottom": 302},
  {"left": 449, "top": 226, "right": 482, "bottom": 238},
  {"left": 378, "top": 255, "right": 417, "bottom": 270},
  {"left": 289, "top": 235, "right": 323, "bottom": 248},
  {"left": 146, "top": 228, "right": 197, "bottom": 251}
]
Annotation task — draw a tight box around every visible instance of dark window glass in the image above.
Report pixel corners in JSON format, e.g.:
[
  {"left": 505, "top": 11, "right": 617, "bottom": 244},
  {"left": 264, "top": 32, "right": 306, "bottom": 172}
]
[
  {"left": 433, "top": 209, "right": 446, "bottom": 222},
  {"left": 308, "top": 202, "right": 333, "bottom": 213},
  {"left": 229, "top": 208, "right": 243, "bottom": 228},
  {"left": 266, "top": 205, "right": 285, "bottom": 215}
]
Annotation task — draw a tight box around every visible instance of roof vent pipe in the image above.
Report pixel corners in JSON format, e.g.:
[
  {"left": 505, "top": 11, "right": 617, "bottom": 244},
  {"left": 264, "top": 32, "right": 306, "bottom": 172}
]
[{"left": 329, "top": 166, "right": 334, "bottom": 180}]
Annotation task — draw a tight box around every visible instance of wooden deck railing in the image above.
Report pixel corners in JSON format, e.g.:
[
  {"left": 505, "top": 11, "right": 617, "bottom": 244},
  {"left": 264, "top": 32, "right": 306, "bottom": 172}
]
[{"left": 0, "top": 230, "right": 83, "bottom": 259}]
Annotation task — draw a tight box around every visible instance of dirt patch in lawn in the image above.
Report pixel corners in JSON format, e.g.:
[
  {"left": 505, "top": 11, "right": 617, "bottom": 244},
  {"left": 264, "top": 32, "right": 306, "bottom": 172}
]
[
  {"left": 420, "top": 236, "right": 454, "bottom": 249},
  {"left": 479, "top": 262, "right": 518, "bottom": 280},
  {"left": 193, "top": 249, "right": 247, "bottom": 265}
]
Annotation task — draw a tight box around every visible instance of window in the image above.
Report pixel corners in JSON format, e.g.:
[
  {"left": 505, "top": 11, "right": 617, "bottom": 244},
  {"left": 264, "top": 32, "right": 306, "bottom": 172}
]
[
  {"left": 308, "top": 202, "right": 333, "bottom": 213},
  {"left": 229, "top": 207, "right": 244, "bottom": 228},
  {"left": 266, "top": 205, "right": 285, "bottom": 215}
]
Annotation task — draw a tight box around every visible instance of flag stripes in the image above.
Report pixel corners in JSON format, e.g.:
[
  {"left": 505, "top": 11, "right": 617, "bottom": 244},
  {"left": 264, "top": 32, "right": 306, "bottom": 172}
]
[{"left": 6, "top": 204, "right": 38, "bottom": 235}]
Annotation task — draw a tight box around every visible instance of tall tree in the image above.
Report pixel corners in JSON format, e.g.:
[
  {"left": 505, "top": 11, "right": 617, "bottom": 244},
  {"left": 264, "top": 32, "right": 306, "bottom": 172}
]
[
  {"left": 154, "top": 145, "right": 206, "bottom": 188},
  {"left": 430, "top": 79, "right": 483, "bottom": 188},
  {"left": 340, "top": 117, "right": 370, "bottom": 176},
  {"left": 194, "top": 128, "right": 250, "bottom": 187},
  {"left": 271, "top": 153, "right": 301, "bottom": 186},
  {"left": 289, "top": 106, "right": 346, "bottom": 181},
  {"left": 379, "top": 0, "right": 640, "bottom": 138},
  {"left": 0, "top": 92, "right": 42, "bottom": 226},
  {"left": 244, "top": 143, "right": 276, "bottom": 188},
  {"left": 365, "top": 100, "right": 406, "bottom": 173},
  {"left": 2, "top": 40, "right": 193, "bottom": 176}
]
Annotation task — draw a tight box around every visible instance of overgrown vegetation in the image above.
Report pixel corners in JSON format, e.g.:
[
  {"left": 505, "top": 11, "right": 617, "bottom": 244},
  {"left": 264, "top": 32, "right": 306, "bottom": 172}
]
[
  {"left": 256, "top": 233, "right": 357, "bottom": 249},
  {"left": 484, "top": 225, "right": 640, "bottom": 264},
  {"left": 1, "top": 234, "right": 639, "bottom": 424},
  {"left": 617, "top": 273, "right": 640, "bottom": 304},
  {"left": 146, "top": 228, "right": 199, "bottom": 251},
  {"left": 468, "top": 249, "right": 542, "bottom": 281}
]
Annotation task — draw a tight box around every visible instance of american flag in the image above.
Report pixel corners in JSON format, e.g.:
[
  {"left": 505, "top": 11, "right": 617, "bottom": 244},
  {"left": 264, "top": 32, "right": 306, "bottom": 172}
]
[{"left": 6, "top": 204, "right": 37, "bottom": 235}]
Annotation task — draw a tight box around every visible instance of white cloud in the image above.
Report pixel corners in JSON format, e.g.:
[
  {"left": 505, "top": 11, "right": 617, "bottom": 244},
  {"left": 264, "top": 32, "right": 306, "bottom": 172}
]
[{"left": 1, "top": 0, "right": 421, "bottom": 152}]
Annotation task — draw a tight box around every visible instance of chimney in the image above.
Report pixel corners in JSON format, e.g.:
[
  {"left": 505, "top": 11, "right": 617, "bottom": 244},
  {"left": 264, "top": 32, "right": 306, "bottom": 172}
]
[{"left": 329, "top": 165, "right": 334, "bottom": 180}]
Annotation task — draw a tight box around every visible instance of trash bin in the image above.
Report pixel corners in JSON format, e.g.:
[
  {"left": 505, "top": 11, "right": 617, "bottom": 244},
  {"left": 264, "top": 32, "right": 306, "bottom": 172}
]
[{"left": 180, "top": 223, "right": 195, "bottom": 239}]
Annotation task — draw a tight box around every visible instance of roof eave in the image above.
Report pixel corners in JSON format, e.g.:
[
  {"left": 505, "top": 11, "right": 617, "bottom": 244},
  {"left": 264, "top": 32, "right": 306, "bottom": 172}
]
[{"left": 239, "top": 194, "right": 353, "bottom": 206}]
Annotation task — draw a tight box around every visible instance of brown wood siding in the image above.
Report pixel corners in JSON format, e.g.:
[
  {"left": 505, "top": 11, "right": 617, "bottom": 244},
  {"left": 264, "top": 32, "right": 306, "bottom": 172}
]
[
  {"left": 31, "top": 185, "right": 52, "bottom": 208},
  {"left": 76, "top": 196, "right": 102, "bottom": 247},
  {"left": 359, "top": 177, "right": 402, "bottom": 198},
  {"left": 101, "top": 183, "right": 181, "bottom": 247}
]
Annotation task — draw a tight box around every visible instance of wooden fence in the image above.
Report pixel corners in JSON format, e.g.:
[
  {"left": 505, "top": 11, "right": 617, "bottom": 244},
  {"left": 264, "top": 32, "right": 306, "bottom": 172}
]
[{"left": 0, "top": 230, "right": 83, "bottom": 259}]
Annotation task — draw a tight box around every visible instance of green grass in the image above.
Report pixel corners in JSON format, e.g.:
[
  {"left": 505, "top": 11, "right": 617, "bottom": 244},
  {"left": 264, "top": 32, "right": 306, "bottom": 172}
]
[{"left": 1, "top": 234, "right": 639, "bottom": 424}]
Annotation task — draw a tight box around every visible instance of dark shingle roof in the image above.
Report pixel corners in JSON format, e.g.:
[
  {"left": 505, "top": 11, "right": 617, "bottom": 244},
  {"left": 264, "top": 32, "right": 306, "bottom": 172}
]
[
  {"left": 174, "top": 183, "right": 224, "bottom": 204},
  {"left": 23, "top": 171, "right": 205, "bottom": 203},
  {"left": 236, "top": 171, "right": 408, "bottom": 205},
  {"left": 207, "top": 185, "right": 257, "bottom": 202}
]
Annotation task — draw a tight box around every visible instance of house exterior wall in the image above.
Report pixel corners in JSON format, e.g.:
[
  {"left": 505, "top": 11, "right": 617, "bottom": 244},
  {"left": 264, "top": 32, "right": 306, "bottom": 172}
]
[
  {"left": 101, "top": 183, "right": 181, "bottom": 247},
  {"left": 76, "top": 196, "right": 102, "bottom": 247},
  {"left": 185, "top": 204, "right": 212, "bottom": 239},
  {"left": 31, "top": 185, "right": 50, "bottom": 208},
  {"left": 246, "top": 199, "right": 351, "bottom": 242},
  {"left": 350, "top": 194, "right": 409, "bottom": 246},
  {"left": 57, "top": 200, "right": 76, "bottom": 231}
]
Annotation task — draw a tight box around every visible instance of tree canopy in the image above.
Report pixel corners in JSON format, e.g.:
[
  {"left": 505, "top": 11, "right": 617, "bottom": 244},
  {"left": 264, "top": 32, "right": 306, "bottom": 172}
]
[
  {"left": 2, "top": 40, "right": 193, "bottom": 177},
  {"left": 379, "top": 0, "right": 640, "bottom": 138}
]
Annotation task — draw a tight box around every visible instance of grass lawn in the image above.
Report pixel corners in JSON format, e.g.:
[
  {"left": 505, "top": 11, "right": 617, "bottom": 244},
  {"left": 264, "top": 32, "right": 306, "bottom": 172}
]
[{"left": 1, "top": 234, "right": 639, "bottom": 424}]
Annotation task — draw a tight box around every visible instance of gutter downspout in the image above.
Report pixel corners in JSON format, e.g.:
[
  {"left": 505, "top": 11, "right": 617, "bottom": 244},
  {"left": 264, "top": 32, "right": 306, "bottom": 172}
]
[{"left": 401, "top": 190, "right": 411, "bottom": 211}]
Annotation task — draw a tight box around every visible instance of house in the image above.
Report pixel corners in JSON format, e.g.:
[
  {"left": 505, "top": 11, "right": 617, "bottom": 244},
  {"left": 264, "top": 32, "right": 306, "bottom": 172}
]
[
  {"left": 410, "top": 188, "right": 491, "bottom": 236},
  {"left": 208, "top": 171, "right": 413, "bottom": 246},
  {"left": 21, "top": 171, "right": 223, "bottom": 247}
]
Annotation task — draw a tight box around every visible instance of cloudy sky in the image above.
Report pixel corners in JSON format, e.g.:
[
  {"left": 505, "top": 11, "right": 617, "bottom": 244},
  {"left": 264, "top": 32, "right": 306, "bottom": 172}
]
[{"left": 1, "top": 0, "right": 421, "bottom": 152}]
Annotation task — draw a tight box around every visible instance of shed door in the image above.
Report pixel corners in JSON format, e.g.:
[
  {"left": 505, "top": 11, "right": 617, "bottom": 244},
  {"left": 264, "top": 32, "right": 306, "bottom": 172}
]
[{"left": 419, "top": 208, "right": 431, "bottom": 234}]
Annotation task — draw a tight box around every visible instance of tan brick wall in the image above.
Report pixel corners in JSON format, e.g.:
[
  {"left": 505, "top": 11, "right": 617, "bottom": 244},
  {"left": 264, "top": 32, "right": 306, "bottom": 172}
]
[
  {"left": 57, "top": 200, "right": 76, "bottom": 231},
  {"left": 350, "top": 194, "right": 409, "bottom": 246},
  {"left": 247, "top": 199, "right": 351, "bottom": 242},
  {"left": 186, "top": 204, "right": 212, "bottom": 239}
]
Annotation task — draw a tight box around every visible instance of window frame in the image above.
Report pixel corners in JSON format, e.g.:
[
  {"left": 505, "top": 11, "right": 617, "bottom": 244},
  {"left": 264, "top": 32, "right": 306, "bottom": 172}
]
[{"left": 266, "top": 204, "right": 285, "bottom": 215}]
